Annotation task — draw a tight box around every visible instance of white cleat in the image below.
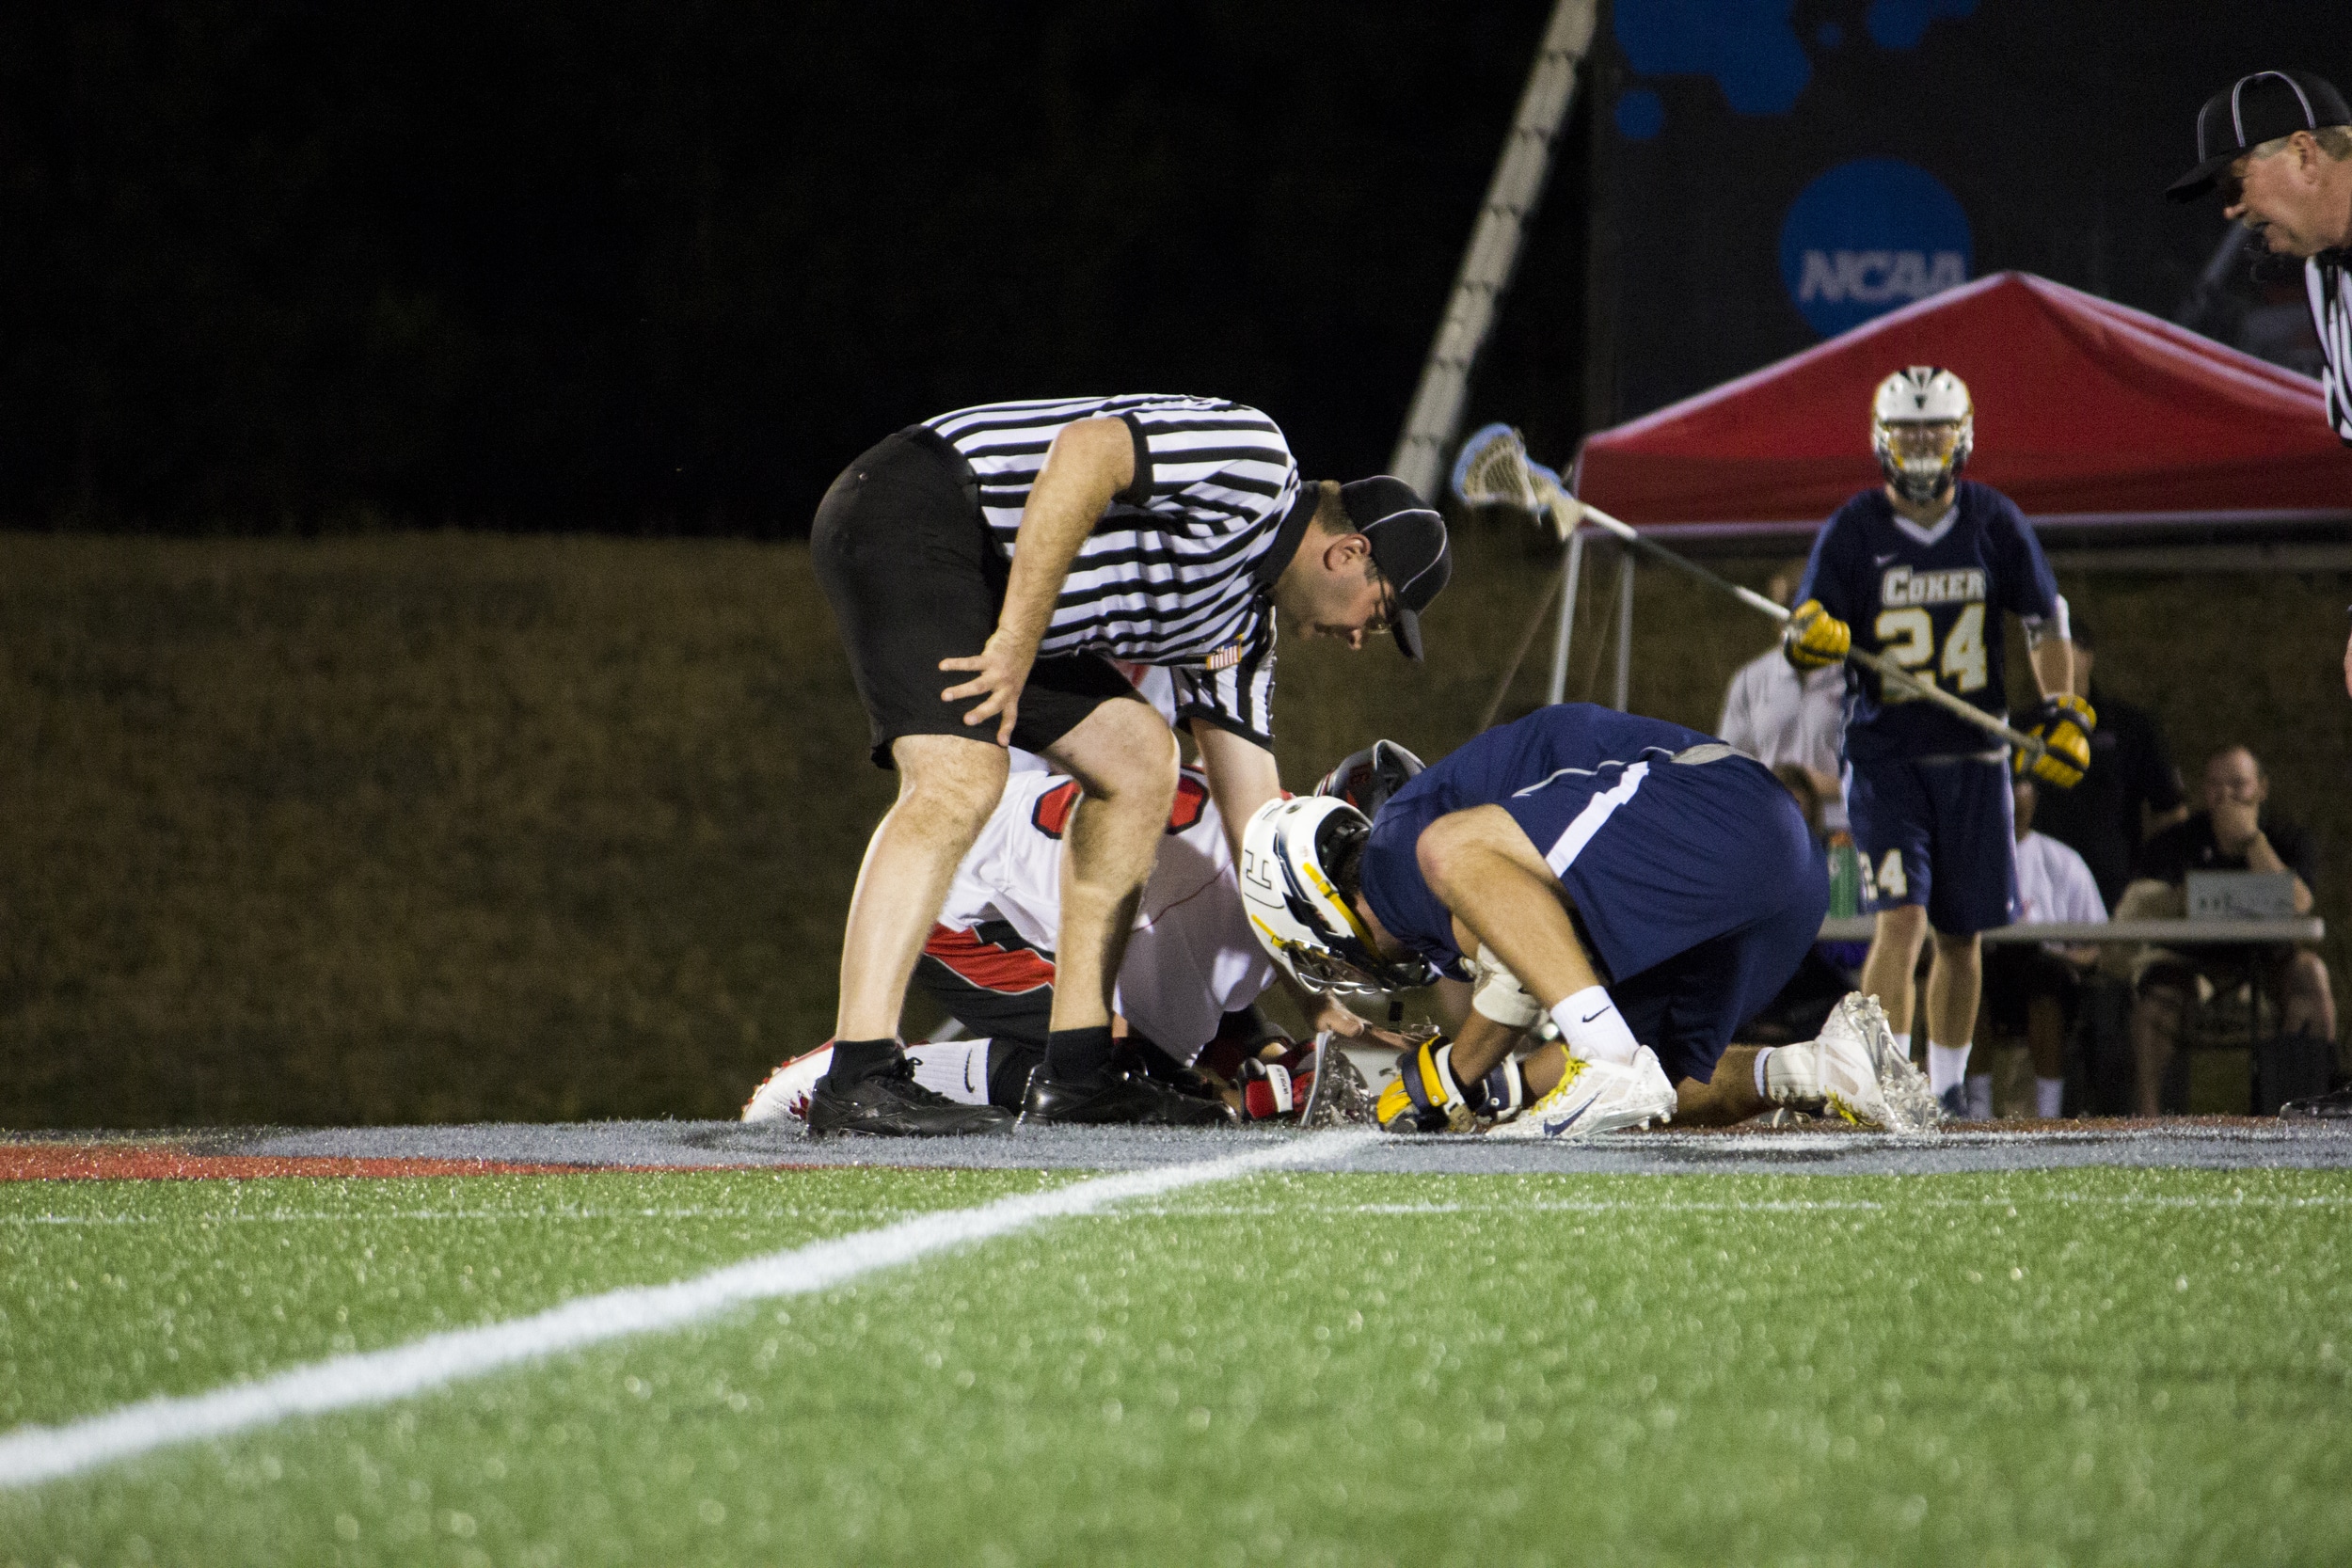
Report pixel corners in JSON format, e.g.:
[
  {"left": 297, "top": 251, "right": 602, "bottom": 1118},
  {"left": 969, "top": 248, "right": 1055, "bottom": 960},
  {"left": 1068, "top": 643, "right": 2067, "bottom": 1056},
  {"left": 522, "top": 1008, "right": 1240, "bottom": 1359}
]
[
  {"left": 741, "top": 1043, "right": 835, "bottom": 1124},
  {"left": 1770, "top": 1015, "right": 1895, "bottom": 1130},
  {"left": 1829, "top": 992, "right": 1940, "bottom": 1134},
  {"left": 1487, "top": 1045, "right": 1677, "bottom": 1141}
]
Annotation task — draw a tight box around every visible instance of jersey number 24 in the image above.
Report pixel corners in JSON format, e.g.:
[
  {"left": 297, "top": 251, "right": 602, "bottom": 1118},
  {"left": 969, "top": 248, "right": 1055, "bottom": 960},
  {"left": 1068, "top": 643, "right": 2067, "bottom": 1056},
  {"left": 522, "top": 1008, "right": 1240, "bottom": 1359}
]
[{"left": 1873, "top": 603, "right": 1986, "bottom": 699}]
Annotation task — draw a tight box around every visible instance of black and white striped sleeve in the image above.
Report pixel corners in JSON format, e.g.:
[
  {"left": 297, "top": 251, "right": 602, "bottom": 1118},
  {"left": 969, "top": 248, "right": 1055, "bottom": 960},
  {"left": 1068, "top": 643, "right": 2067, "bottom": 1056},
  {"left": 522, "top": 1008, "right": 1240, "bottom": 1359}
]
[
  {"left": 1119, "top": 401, "right": 1298, "bottom": 536},
  {"left": 1169, "top": 617, "right": 1279, "bottom": 750},
  {"left": 2310, "top": 256, "right": 2352, "bottom": 446}
]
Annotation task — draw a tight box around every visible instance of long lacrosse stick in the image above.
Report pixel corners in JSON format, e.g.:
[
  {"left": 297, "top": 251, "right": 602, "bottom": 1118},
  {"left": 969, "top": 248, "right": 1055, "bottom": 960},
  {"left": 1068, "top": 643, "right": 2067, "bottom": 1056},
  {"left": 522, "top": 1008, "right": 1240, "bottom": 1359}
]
[{"left": 1451, "top": 424, "right": 2047, "bottom": 761}]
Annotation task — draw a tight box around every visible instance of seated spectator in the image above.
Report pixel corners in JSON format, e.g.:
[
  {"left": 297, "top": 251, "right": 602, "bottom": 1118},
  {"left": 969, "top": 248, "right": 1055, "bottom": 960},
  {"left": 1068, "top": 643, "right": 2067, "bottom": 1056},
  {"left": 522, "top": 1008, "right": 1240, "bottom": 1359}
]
[
  {"left": 1719, "top": 561, "right": 1847, "bottom": 831},
  {"left": 2027, "top": 614, "right": 2188, "bottom": 913},
  {"left": 2119, "top": 745, "right": 2334, "bottom": 1116},
  {"left": 1965, "top": 776, "right": 2106, "bottom": 1119}
]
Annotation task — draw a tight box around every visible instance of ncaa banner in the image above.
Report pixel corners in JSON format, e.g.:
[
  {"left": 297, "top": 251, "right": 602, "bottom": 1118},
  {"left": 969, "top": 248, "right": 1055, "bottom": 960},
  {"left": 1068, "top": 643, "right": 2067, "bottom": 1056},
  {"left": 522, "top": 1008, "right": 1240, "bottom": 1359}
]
[{"left": 1583, "top": 0, "right": 2344, "bottom": 425}]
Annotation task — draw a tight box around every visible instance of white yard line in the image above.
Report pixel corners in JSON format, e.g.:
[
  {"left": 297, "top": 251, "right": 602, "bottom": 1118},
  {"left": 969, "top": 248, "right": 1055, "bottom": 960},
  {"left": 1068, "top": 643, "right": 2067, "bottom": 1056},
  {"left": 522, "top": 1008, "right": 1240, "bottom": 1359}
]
[{"left": 0, "top": 1129, "right": 1375, "bottom": 1491}]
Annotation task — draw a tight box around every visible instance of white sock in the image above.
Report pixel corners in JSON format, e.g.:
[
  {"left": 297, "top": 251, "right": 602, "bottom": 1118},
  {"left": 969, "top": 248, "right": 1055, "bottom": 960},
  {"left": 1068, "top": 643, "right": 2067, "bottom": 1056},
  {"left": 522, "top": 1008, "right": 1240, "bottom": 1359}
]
[
  {"left": 902, "top": 1038, "right": 993, "bottom": 1105},
  {"left": 1964, "top": 1073, "right": 1993, "bottom": 1121},
  {"left": 1550, "top": 987, "right": 1639, "bottom": 1066},
  {"left": 1891, "top": 1031, "right": 1912, "bottom": 1065},
  {"left": 1753, "top": 1048, "right": 1775, "bottom": 1100},
  {"left": 1927, "top": 1042, "right": 1969, "bottom": 1098},
  {"left": 2035, "top": 1076, "right": 2064, "bottom": 1119}
]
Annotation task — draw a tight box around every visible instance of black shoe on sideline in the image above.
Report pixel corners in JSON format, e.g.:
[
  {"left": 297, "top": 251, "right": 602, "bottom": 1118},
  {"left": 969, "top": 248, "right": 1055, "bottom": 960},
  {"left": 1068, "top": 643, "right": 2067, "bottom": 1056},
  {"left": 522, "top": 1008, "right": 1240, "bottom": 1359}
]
[
  {"left": 805, "top": 1060, "right": 1015, "bottom": 1137},
  {"left": 1024, "top": 1065, "right": 1240, "bottom": 1128},
  {"left": 2280, "top": 1082, "right": 2352, "bottom": 1119}
]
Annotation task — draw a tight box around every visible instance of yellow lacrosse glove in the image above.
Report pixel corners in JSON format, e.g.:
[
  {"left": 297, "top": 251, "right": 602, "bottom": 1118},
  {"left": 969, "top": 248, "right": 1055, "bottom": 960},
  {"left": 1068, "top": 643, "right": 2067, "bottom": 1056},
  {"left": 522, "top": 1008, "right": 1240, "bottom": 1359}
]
[
  {"left": 1783, "top": 599, "right": 1851, "bottom": 671},
  {"left": 2014, "top": 694, "right": 2097, "bottom": 789}
]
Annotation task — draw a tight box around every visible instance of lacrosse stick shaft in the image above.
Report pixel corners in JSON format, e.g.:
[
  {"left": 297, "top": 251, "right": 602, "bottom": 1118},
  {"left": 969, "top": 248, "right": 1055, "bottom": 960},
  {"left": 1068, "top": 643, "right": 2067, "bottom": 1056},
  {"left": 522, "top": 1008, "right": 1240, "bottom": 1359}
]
[{"left": 1546, "top": 489, "right": 2046, "bottom": 760}]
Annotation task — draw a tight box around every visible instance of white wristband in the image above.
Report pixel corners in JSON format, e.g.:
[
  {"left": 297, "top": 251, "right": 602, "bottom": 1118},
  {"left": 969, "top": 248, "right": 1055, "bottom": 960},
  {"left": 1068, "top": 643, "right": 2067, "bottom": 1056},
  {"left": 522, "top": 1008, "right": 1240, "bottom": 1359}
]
[
  {"left": 1470, "top": 943, "right": 1545, "bottom": 1030},
  {"left": 1549, "top": 986, "right": 1640, "bottom": 1066}
]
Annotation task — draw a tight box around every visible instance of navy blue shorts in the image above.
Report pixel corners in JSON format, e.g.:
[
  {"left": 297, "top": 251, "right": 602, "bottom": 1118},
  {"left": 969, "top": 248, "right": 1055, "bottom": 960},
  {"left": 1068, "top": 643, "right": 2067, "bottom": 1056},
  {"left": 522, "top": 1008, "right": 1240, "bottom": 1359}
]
[
  {"left": 1846, "top": 754, "right": 2017, "bottom": 936},
  {"left": 1501, "top": 745, "right": 1829, "bottom": 1085}
]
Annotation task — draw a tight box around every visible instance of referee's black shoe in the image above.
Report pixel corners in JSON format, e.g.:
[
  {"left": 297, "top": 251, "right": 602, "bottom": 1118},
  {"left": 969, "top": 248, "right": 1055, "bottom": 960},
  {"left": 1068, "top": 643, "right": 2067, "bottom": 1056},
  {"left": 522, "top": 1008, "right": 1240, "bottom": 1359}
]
[
  {"left": 804, "top": 1060, "right": 1015, "bottom": 1137},
  {"left": 2280, "top": 1082, "right": 2352, "bottom": 1119},
  {"left": 1023, "top": 1065, "right": 1240, "bottom": 1128}
]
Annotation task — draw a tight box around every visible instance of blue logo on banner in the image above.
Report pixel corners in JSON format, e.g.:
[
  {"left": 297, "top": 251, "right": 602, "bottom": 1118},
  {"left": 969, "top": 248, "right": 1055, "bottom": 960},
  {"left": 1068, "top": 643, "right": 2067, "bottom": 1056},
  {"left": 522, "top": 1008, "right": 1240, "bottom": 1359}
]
[
  {"left": 1614, "top": 0, "right": 1811, "bottom": 115},
  {"left": 1866, "top": 0, "right": 1979, "bottom": 51},
  {"left": 1777, "top": 159, "right": 1971, "bottom": 337}
]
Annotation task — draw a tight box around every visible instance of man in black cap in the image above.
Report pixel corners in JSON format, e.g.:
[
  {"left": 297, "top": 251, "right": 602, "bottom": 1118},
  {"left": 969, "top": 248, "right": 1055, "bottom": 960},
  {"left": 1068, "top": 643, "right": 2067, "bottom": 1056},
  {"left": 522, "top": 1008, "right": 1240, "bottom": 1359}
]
[
  {"left": 803, "top": 394, "right": 1451, "bottom": 1134},
  {"left": 2170, "top": 74, "right": 2352, "bottom": 1116},
  {"left": 2168, "top": 70, "right": 2352, "bottom": 448}
]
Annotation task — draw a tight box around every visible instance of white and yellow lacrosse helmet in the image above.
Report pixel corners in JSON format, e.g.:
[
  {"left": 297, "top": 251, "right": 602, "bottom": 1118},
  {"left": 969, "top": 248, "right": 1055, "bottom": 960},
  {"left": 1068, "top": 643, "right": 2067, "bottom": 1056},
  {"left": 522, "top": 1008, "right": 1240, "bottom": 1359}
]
[
  {"left": 1239, "top": 796, "right": 1438, "bottom": 997},
  {"left": 1870, "top": 366, "right": 1974, "bottom": 505}
]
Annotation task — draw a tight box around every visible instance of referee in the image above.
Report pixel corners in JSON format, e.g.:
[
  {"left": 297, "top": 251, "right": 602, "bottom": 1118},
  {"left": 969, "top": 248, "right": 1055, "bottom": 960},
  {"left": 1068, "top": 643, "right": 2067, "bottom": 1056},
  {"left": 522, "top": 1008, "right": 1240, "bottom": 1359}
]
[
  {"left": 2173, "top": 71, "right": 2352, "bottom": 1117},
  {"left": 805, "top": 394, "right": 1451, "bottom": 1135},
  {"left": 2167, "top": 71, "right": 2352, "bottom": 707}
]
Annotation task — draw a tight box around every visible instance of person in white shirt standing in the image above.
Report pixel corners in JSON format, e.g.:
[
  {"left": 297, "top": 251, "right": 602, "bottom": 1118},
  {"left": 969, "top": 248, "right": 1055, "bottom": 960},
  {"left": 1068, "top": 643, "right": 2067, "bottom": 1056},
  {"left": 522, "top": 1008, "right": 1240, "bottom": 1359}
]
[
  {"left": 1716, "top": 561, "right": 1848, "bottom": 830},
  {"left": 1965, "top": 776, "right": 2106, "bottom": 1120}
]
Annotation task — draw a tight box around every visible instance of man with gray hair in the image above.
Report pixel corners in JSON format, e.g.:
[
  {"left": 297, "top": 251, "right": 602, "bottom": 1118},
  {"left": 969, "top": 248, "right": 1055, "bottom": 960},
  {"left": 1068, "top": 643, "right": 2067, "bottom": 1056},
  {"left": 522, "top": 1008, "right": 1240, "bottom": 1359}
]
[{"left": 2168, "top": 71, "right": 2352, "bottom": 712}]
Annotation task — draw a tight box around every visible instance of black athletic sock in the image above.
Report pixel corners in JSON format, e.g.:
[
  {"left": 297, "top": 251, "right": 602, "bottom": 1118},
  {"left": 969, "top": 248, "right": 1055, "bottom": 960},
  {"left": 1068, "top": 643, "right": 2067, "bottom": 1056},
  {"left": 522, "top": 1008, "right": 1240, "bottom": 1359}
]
[
  {"left": 987, "top": 1041, "right": 1045, "bottom": 1110},
  {"left": 1042, "top": 1024, "right": 1116, "bottom": 1084},
  {"left": 823, "top": 1037, "right": 902, "bottom": 1086}
]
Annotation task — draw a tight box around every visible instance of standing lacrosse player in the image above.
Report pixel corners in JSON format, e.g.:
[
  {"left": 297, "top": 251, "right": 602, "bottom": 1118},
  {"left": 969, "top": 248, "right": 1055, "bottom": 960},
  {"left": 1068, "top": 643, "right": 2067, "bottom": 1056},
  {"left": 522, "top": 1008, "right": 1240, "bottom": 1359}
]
[
  {"left": 805, "top": 394, "right": 1451, "bottom": 1135},
  {"left": 1784, "top": 368, "right": 2090, "bottom": 1119}
]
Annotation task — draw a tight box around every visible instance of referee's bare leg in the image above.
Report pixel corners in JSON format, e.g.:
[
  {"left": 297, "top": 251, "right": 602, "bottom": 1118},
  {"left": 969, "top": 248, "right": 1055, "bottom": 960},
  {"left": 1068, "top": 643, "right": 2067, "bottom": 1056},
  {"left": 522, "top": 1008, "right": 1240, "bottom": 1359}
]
[
  {"left": 1040, "top": 699, "right": 1181, "bottom": 1038},
  {"left": 1023, "top": 702, "right": 1235, "bottom": 1123},
  {"left": 833, "top": 732, "right": 1009, "bottom": 1044}
]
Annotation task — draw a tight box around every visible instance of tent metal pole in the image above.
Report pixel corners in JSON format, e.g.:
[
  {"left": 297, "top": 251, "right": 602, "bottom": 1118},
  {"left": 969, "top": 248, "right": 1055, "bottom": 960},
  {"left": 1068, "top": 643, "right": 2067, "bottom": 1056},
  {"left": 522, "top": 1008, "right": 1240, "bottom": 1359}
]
[
  {"left": 1613, "top": 545, "right": 1633, "bottom": 710},
  {"left": 1545, "top": 527, "right": 1584, "bottom": 705}
]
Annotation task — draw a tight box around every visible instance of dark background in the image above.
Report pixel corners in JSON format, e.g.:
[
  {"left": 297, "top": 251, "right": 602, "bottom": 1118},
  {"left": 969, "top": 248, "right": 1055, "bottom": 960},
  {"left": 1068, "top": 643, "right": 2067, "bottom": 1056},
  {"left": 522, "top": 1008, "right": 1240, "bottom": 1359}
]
[
  {"left": 0, "top": 1, "right": 2340, "bottom": 533},
  {"left": 0, "top": 0, "right": 1585, "bottom": 532}
]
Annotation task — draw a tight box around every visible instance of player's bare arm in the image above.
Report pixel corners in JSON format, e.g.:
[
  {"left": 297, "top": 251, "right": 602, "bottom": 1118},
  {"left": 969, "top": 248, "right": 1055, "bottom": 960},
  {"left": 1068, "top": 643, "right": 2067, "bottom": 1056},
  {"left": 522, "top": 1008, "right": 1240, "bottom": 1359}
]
[{"left": 939, "top": 418, "right": 1135, "bottom": 743}]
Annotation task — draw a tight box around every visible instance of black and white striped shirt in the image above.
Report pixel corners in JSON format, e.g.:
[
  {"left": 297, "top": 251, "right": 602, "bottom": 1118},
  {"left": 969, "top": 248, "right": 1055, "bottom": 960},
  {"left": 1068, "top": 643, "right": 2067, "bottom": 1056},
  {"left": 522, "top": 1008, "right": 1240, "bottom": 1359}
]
[
  {"left": 925, "top": 394, "right": 1308, "bottom": 746},
  {"left": 2309, "top": 253, "right": 2352, "bottom": 445}
]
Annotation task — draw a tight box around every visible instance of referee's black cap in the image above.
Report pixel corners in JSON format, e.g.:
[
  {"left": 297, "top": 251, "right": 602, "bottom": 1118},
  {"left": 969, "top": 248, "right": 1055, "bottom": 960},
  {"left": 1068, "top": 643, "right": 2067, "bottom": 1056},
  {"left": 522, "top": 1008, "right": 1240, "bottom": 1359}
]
[
  {"left": 2169, "top": 70, "right": 2351, "bottom": 202},
  {"left": 1339, "top": 476, "right": 1451, "bottom": 661}
]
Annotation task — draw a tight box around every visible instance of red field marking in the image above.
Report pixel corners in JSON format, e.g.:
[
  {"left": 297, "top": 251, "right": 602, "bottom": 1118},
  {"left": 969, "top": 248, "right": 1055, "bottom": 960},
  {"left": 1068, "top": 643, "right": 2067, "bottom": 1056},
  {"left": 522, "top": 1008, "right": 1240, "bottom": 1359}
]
[{"left": 0, "top": 1147, "right": 742, "bottom": 1181}]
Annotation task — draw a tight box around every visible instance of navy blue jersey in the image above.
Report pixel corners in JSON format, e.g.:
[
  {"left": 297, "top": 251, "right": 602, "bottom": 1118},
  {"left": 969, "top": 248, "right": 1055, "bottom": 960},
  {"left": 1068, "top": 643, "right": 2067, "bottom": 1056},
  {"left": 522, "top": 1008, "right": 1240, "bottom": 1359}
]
[
  {"left": 1794, "top": 481, "right": 2059, "bottom": 764},
  {"left": 1360, "top": 706, "right": 1714, "bottom": 980}
]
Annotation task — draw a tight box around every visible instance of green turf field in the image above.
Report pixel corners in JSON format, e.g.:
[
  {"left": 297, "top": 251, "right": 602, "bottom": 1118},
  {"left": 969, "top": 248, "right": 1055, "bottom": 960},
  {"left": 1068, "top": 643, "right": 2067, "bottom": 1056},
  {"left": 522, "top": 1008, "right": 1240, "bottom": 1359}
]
[{"left": 5, "top": 1164, "right": 2349, "bottom": 1566}]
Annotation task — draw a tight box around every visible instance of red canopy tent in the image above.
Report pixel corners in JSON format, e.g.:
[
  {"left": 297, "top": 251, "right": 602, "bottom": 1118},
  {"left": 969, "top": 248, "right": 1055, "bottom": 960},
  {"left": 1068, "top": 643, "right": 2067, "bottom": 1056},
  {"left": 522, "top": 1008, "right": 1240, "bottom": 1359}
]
[{"left": 1572, "top": 271, "right": 2352, "bottom": 539}]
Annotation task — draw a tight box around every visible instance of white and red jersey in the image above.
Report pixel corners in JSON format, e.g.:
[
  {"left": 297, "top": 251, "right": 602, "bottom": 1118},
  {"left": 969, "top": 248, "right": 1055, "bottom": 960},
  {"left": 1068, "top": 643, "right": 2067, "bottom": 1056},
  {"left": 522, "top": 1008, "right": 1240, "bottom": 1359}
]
[{"left": 937, "top": 765, "right": 1278, "bottom": 1058}]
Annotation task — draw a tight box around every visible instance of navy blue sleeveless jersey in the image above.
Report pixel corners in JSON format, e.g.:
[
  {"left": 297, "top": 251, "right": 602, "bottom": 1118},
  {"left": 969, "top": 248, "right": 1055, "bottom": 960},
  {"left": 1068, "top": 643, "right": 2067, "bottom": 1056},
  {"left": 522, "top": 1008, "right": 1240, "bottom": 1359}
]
[
  {"left": 1794, "top": 481, "right": 2059, "bottom": 764},
  {"left": 1359, "top": 705, "right": 1820, "bottom": 987}
]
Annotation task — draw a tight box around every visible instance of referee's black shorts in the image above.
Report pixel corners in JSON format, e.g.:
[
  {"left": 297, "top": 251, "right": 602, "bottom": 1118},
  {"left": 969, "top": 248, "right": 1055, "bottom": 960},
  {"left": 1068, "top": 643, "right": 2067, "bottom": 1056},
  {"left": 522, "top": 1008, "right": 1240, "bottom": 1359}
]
[{"left": 810, "top": 426, "right": 1144, "bottom": 768}]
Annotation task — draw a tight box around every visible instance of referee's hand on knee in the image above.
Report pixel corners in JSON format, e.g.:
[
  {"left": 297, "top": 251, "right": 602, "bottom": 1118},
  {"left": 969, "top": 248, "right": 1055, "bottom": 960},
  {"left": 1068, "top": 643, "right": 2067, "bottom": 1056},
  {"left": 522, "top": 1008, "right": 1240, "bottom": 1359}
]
[{"left": 941, "top": 630, "right": 1036, "bottom": 746}]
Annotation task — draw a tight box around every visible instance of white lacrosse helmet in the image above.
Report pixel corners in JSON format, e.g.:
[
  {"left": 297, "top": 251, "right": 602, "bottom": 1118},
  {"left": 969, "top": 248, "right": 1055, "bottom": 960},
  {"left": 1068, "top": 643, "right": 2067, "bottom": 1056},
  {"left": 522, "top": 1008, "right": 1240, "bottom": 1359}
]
[
  {"left": 1239, "top": 796, "right": 1438, "bottom": 996},
  {"left": 1870, "top": 366, "right": 1974, "bottom": 505}
]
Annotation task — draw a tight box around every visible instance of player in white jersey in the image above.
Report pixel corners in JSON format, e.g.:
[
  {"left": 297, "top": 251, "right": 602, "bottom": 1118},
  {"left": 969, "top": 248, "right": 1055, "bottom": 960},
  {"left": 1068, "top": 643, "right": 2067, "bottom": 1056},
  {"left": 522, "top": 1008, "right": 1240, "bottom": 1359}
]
[{"left": 747, "top": 766, "right": 1313, "bottom": 1125}]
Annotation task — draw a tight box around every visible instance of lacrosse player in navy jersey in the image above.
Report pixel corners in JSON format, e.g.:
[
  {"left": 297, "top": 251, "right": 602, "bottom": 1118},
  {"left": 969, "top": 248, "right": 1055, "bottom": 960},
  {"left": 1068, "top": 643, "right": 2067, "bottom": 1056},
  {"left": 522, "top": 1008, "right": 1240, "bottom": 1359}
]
[
  {"left": 1240, "top": 705, "right": 1926, "bottom": 1140},
  {"left": 1785, "top": 368, "right": 2093, "bottom": 1119}
]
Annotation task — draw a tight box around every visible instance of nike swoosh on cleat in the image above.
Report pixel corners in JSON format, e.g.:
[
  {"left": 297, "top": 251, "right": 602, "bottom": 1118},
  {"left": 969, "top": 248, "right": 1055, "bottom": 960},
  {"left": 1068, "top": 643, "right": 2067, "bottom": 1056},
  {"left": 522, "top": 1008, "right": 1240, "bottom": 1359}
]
[{"left": 1540, "top": 1089, "right": 1603, "bottom": 1137}]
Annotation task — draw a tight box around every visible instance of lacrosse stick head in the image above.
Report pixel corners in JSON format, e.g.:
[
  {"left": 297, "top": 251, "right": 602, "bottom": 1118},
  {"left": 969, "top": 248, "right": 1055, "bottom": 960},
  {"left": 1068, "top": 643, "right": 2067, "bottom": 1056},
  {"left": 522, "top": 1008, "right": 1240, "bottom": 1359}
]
[
  {"left": 1451, "top": 423, "right": 1540, "bottom": 510},
  {"left": 1452, "top": 424, "right": 1573, "bottom": 537}
]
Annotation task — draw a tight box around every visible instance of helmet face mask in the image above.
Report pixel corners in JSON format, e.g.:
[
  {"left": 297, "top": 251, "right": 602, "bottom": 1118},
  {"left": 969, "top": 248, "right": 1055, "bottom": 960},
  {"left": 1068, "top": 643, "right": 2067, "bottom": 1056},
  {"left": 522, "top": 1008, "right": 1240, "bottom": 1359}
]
[
  {"left": 1870, "top": 367, "right": 1974, "bottom": 506},
  {"left": 1239, "top": 796, "right": 1438, "bottom": 997}
]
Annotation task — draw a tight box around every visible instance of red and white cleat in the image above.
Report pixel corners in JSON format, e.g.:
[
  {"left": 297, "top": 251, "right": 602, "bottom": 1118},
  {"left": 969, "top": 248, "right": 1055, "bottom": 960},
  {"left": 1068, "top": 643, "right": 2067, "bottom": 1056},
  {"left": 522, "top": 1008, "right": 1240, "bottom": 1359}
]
[{"left": 741, "top": 1042, "right": 835, "bottom": 1124}]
